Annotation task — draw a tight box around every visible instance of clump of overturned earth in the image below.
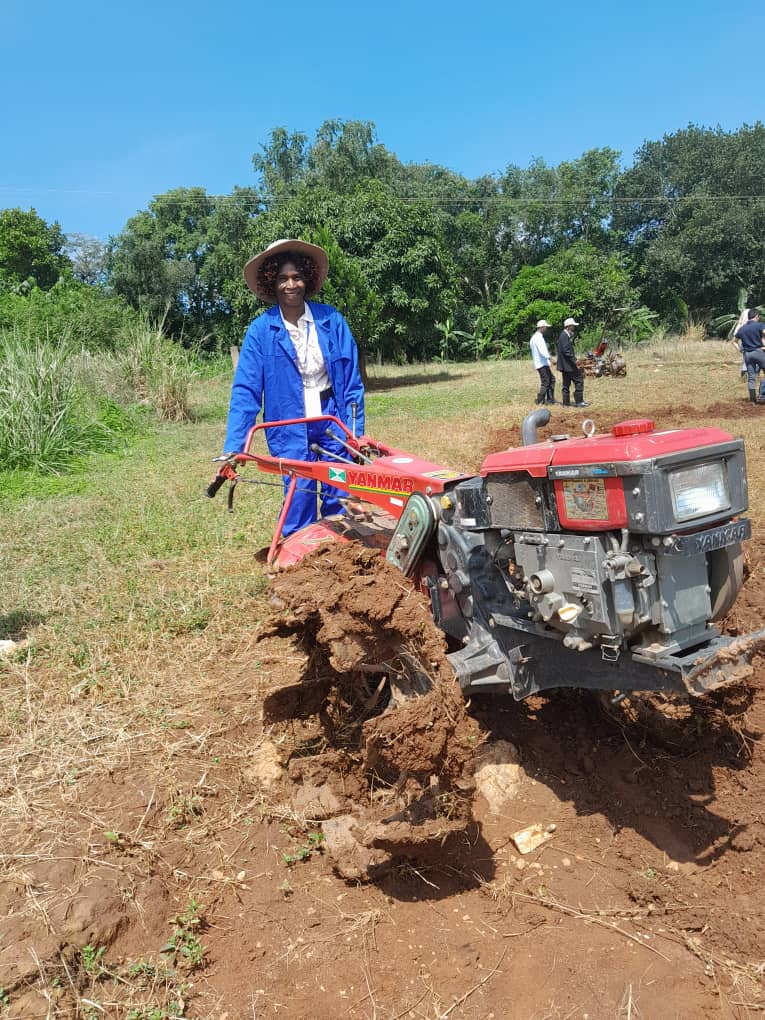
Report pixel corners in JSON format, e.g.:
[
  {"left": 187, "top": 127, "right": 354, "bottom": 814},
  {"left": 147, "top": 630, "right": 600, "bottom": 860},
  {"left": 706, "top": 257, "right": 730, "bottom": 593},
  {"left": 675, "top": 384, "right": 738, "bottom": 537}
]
[{"left": 259, "top": 543, "right": 482, "bottom": 880}]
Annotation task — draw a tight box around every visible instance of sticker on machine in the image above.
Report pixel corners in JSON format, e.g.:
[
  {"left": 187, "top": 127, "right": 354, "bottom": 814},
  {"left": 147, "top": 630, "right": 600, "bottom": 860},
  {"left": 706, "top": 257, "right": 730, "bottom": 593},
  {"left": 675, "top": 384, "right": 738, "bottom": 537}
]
[
  {"left": 570, "top": 567, "right": 601, "bottom": 594},
  {"left": 561, "top": 478, "right": 608, "bottom": 520},
  {"left": 328, "top": 467, "right": 347, "bottom": 483}
]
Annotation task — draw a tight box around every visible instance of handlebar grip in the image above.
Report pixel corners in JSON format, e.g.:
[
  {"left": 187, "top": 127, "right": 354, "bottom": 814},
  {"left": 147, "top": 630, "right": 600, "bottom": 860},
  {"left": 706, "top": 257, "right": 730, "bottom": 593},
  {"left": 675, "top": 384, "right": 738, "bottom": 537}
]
[{"left": 205, "top": 473, "right": 228, "bottom": 499}]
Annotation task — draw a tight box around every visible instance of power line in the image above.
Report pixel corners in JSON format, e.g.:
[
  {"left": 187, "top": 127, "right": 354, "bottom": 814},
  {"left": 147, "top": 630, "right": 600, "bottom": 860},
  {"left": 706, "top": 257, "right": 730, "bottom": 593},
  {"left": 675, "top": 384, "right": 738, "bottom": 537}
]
[
  {"left": 1, "top": 185, "right": 765, "bottom": 219},
  {"left": 1, "top": 185, "right": 765, "bottom": 207}
]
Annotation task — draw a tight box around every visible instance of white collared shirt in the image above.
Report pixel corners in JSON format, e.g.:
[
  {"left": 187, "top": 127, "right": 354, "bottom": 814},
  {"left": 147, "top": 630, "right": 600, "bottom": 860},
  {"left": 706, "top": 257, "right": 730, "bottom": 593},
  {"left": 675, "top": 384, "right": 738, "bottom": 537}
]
[
  {"left": 529, "top": 330, "right": 551, "bottom": 369},
  {"left": 280, "top": 305, "right": 330, "bottom": 416}
]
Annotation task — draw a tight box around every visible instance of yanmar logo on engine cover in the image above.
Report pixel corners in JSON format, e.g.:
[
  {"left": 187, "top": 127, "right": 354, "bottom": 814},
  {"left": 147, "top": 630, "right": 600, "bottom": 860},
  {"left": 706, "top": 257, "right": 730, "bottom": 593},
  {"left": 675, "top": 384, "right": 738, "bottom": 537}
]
[{"left": 344, "top": 468, "right": 415, "bottom": 497}]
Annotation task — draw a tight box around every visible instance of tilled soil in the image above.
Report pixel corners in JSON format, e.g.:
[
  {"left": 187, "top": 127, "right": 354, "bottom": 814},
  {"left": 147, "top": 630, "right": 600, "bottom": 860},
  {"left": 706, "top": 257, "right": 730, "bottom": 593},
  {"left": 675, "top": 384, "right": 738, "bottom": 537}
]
[
  {"left": 261, "top": 545, "right": 481, "bottom": 881},
  {"left": 3, "top": 401, "right": 765, "bottom": 1019}
]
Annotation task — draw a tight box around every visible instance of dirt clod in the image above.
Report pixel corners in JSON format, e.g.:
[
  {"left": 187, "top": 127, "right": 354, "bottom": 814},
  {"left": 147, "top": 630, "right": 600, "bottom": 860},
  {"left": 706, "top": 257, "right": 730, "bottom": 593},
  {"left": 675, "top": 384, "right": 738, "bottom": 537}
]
[
  {"left": 473, "top": 739, "right": 522, "bottom": 814},
  {"left": 263, "top": 544, "right": 481, "bottom": 877}
]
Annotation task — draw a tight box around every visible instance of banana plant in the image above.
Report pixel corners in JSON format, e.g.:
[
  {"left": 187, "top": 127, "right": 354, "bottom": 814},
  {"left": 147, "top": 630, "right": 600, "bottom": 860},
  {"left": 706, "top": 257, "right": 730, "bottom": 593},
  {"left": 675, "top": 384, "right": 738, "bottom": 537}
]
[
  {"left": 613, "top": 304, "right": 659, "bottom": 344},
  {"left": 435, "top": 316, "right": 479, "bottom": 361},
  {"left": 709, "top": 289, "right": 762, "bottom": 339}
]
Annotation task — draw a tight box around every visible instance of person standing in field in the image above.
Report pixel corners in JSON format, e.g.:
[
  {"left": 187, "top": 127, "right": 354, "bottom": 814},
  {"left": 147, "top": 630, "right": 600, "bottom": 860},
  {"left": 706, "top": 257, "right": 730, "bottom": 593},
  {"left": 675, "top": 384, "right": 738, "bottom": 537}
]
[
  {"left": 557, "top": 317, "right": 589, "bottom": 408},
  {"left": 222, "top": 238, "right": 365, "bottom": 535},
  {"left": 733, "top": 308, "right": 765, "bottom": 404},
  {"left": 733, "top": 307, "right": 749, "bottom": 378},
  {"left": 530, "top": 319, "right": 556, "bottom": 404}
]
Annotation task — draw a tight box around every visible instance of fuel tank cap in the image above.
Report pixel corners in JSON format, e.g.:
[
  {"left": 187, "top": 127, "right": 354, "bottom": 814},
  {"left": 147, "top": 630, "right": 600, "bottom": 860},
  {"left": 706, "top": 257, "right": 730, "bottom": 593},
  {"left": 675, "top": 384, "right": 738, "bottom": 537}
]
[{"left": 611, "top": 418, "right": 655, "bottom": 437}]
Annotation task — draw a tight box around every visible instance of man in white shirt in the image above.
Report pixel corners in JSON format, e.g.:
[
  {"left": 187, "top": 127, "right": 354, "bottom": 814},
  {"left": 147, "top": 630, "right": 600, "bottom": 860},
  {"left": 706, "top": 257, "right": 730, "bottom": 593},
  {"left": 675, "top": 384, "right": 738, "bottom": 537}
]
[{"left": 529, "top": 319, "right": 555, "bottom": 405}]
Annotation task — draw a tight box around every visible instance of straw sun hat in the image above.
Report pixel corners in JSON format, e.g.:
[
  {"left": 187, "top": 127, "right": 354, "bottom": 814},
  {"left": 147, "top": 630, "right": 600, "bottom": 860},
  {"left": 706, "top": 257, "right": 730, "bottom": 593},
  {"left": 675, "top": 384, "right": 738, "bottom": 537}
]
[{"left": 243, "top": 239, "right": 329, "bottom": 301}]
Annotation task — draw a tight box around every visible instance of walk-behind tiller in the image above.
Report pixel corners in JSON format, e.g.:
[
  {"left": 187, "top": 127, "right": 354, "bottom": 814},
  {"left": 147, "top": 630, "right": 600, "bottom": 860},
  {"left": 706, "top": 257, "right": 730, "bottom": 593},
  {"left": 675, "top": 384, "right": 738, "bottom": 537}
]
[{"left": 207, "top": 409, "right": 765, "bottom": 701}]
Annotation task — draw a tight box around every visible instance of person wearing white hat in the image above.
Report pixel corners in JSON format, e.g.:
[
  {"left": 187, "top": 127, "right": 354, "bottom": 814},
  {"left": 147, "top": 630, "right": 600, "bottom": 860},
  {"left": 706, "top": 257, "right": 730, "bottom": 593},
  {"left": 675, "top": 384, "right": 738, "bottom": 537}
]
[
  {"left": 222, "top": 239, "right": 365, "bottom": 536},
  {"left": 529, "top": 319, "right": 556, "bottom": 405},
  {"left": 557, "top": 317, "right": 589, "bottom": 408}
]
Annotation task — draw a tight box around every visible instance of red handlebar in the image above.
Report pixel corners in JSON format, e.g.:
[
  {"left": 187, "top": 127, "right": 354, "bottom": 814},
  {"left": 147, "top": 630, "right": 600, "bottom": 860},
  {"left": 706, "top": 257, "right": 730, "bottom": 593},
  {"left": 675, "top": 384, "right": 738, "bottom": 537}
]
[{"left": 243, "top": 414, "right": 357, "bottom": 455}]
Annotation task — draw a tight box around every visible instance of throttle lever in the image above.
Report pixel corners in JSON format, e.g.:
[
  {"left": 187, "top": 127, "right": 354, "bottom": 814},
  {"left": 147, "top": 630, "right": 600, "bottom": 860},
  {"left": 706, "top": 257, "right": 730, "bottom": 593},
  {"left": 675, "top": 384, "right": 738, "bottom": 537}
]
[{"left": 206, "top": 459, "right": 238, "bottom": 499}]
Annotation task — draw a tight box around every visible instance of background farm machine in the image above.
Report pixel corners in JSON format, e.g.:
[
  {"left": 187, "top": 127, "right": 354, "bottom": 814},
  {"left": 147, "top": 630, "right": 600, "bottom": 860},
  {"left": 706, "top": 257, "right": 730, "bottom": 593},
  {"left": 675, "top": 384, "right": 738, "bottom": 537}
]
[{"left": 580, "top": 339, "right": 627, "bottom": 378}]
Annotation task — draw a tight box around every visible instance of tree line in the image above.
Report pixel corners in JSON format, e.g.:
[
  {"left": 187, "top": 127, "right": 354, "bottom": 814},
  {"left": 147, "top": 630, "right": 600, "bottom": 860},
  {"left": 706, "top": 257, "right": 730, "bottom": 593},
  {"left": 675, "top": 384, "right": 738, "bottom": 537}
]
[{"left": 2, "top": 119, "right": 764, "bottom": 362}]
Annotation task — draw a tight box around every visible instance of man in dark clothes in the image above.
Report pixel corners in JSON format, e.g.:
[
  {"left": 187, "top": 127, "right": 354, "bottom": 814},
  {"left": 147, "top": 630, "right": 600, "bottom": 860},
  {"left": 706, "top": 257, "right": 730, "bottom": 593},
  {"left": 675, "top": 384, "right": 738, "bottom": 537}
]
[
  {"left": 734, "top": 308, "right": 765, "bottom": 403},
  {"left": 557, "top": 317, "right": 589, "bottom": 408}
]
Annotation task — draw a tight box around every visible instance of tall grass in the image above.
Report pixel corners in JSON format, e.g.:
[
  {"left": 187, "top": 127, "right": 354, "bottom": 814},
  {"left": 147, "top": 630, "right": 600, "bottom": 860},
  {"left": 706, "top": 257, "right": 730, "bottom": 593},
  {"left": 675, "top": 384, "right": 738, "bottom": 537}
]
[
  {"left": 0, "top": 325, "right": 120, "bottom": 472},
  {"left": 119, "top": 315, "right": 199, "bottom": 423},
  {"left": 0, "top": 314, "right": 199, "bottom": 473}
]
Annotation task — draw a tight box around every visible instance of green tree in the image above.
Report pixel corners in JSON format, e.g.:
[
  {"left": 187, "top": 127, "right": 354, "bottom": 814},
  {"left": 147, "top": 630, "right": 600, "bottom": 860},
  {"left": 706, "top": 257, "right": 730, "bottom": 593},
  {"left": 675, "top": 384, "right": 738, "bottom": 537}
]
[
  {"left": 306, "top": 119, "right": 398, "bottom": 193},
  {"left": 305, "top": 225, "right": 382, "bottom": 367},
  {"left": 500, "top": 148, "right": 622, "bottom": 265},
  {"left": 554, "top": 148, "right": 622, "bottom": 246},
  {"left": 254, "top": 120, "right": 401, "bottom": 205},
  {"left": 201, "top": 187, "right": 263, "bottom": 344},
  {"left": 444, "top": 175, "right": 514, "bottom": 312},
  {"left": 108, "top": 187, "right": 239, "bottom": 347},
  {"left": 480, "top": 242, "right": 638, "bottom": 356},
  {"left": 252, "top": 127, "right": 309, "bottom": 200},
  {"left": 613, "top": 123, "right": 765, "bottom": 314},
  {"left": 0, "top": 208, "right": 70, "bottom": 290},
  {"left": 338, "top": 180, "right": 459, "bottom": 361}
]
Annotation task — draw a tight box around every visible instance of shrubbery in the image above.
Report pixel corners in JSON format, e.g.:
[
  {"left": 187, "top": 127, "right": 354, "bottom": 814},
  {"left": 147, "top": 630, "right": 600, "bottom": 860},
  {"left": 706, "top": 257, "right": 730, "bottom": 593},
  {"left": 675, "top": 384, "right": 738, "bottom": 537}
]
[
  {"left": 478, "top": 243, "right": 639, "bottom": 356},
  {"left": 0, "top": 326, "right": 126, "bottom": 472},
  {"left": 0, "top": 291, "right": 199, "bottom": 472},
  {"left": 0, "top": 278, "right": 137, "bottom": 351}
]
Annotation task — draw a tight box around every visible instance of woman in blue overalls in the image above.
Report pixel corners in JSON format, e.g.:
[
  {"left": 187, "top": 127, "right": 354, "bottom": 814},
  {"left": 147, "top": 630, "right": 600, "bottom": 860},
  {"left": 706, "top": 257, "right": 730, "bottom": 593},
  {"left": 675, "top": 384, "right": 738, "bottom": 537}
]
[{"left": 224, "top": 239, "right": 365, "bottom": 536}]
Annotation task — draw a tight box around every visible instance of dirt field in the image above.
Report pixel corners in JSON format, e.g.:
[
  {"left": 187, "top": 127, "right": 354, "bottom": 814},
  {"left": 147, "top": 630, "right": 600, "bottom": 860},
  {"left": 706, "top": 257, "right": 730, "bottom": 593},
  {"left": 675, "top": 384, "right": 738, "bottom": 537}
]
[{"left": 3, "top": 368, "right": 765, "bottom": 1019}]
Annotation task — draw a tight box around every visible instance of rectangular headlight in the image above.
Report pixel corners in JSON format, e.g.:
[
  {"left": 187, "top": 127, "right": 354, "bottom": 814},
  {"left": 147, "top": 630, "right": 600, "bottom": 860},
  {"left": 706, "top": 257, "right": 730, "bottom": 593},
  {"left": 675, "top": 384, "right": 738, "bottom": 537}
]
[{"left": 669, "top": 461, "right": 730, "bottom": 523}]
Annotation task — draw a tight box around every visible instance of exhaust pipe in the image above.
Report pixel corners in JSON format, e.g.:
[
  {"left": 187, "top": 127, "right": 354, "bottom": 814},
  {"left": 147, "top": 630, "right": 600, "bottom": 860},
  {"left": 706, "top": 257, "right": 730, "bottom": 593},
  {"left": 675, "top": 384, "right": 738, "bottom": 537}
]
[{"left": 521, "top": 408, "right": 551, "bottom": 446}]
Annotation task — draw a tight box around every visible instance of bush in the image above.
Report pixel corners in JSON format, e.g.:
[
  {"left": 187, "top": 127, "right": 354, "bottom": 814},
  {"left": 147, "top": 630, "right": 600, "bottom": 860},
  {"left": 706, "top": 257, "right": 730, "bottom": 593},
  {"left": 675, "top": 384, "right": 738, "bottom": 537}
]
[
  {"left": 0, "top": 311, "right": 198, "bottom": 472},
  {"left": 0, "top": 326, "right": 125, "bottom": 472},
  {"left": 0, "top": 278, "right": 137, "bottom": 351},
  {"left": 480, "top": 242, "right": 639, "bottom": 356},
  {"left": 118, "top": 316, "right": 198, "bottom": 423}
]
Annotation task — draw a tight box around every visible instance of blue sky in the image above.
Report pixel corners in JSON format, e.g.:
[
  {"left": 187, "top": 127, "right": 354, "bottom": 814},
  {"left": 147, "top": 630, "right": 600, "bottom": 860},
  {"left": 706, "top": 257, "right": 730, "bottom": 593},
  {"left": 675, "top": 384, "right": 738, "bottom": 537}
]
[{"left": 2, "top": 0, "right": 762, "bottom": 241}]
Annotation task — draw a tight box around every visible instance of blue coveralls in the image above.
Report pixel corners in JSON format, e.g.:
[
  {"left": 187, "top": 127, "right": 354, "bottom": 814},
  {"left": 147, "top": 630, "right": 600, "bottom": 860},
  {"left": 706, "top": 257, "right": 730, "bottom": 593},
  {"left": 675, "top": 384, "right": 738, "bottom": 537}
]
[{"left": 224, "top": 302, "right": 365, "bottom": 536}]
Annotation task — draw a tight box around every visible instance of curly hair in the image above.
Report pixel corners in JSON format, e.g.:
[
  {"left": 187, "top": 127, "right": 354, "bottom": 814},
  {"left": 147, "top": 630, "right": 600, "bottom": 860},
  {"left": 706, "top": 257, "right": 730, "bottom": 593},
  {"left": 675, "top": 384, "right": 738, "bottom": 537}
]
[{"left": 256, "top": 250, "right": 320, "bottom": 300}]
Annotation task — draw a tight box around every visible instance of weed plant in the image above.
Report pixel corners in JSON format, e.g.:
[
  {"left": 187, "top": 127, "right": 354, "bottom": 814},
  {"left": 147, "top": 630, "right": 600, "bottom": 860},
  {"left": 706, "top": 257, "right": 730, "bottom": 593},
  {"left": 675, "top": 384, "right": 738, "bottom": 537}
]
[
  {"left": 118, "top": 316, "right": 199, "bottom": 424},
  {"left": 0, "top": 324, "right": 121, "bottom": 472},
  {"left": 0, "top": 312, "right": 200, "bottom": 473}
]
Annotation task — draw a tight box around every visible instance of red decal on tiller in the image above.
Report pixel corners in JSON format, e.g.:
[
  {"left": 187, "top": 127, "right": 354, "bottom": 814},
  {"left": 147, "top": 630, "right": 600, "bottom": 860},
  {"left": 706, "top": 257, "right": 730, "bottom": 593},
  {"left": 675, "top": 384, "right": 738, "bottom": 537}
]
[{"left": 348, "top": 469, "right": 414, "bottom": 494}]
